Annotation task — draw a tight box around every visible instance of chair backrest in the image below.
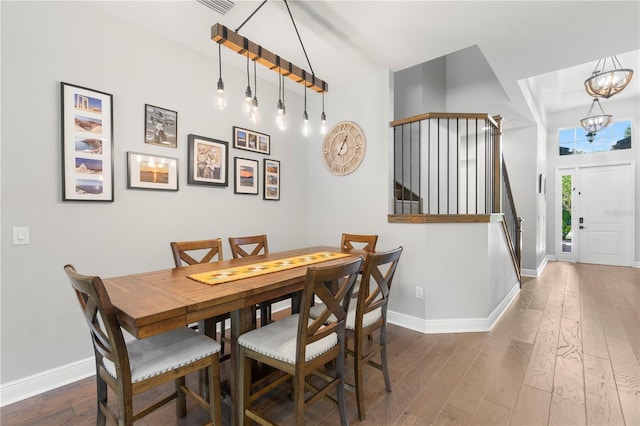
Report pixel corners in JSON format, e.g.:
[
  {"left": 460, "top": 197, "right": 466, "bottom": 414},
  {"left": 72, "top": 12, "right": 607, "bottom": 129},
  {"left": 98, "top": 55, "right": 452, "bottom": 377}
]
[
  {"left": 63, "top": 264, "right": 131, "bottom": 383},
  {"left": 341, "top": 233, "right": 378, "bottom": 253},
  {"left": 296, "top": 256, "right": 363, "bottom": 363},
  {"left": 228, "top": 234, "right": 269, "bottom": 259},
  {"left": 170, "top": 238, "right": 224, "bottom": 267},
  {"left": 355, "top": 247, "right": 403, "bottom": 330}
]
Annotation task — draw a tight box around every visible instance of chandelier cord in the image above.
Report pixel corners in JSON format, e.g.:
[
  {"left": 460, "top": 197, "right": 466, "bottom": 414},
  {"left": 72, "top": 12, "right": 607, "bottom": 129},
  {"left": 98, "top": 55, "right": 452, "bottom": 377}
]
[
  {"left": 235, "top": 0, "right": 269, "bottom": 33},
  {"left": 283, "top": 0, "right": 315, "bottom": 76}
]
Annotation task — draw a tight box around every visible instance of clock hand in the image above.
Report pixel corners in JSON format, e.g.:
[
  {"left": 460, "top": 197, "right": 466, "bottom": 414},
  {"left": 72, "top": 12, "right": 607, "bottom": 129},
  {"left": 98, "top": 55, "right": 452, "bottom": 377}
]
[{"left": 337, "top": 134, "right": 348, "bottom": 155}]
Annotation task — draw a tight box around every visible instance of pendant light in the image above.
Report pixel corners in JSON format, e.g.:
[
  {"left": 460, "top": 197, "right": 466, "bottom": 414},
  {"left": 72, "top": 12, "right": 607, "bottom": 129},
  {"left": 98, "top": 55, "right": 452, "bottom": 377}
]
[
  {"left": 584, "top": 56, "right": 634, "bottom": 99},
  {"left": 242, "top": 52, "right": 252, "bottom": 116},
  {"left": 302, "top": 85, "right": 310, "bottom": 137},
  {"left": 276, "top": 71, "right": 287, "bottom": 131},
  {"left": 250, "top": 60, "right": 260, "bottom": 124},
  {"left": 320, "top": 92, "right": 327, "bottom": 135},
  {"left": 216, "top": 43, "right": 226, "bottom": 110},
  {"left": 580, "top": 98, "right": 612, "bottom": 133}
]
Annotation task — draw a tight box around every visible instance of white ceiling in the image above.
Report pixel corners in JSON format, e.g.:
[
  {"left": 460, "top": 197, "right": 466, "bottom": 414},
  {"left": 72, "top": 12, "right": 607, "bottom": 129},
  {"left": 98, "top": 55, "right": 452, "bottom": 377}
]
[{"left": 90, "top": 0, "right": 639, "bottom": 127}]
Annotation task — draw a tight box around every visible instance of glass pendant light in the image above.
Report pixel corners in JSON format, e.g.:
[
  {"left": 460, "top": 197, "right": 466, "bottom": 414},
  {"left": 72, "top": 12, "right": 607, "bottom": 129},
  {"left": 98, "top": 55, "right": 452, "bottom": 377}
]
[
  {"left": 320, "top": 92, "right": 327, "bottom": 135},
  {"left": 276, "top": 72, "right": 287, "bottom": 131},
  {"left": 242, "top": 52, "right": 252, "bottom": 116},
  {"left": 584, "top": 56, "right": 634, "bottom": 99},
  {"left": 302, "top": 85, "right": 310, "bottom": 137},
  {"left": 250, "top": 61, "right": 260, "bottom": 124},
  {"left": 216, "top": 43, "right": 226, "bottom": 110},
  {"left": 580, "top": 98, "right": 612, "bottom": 133}
]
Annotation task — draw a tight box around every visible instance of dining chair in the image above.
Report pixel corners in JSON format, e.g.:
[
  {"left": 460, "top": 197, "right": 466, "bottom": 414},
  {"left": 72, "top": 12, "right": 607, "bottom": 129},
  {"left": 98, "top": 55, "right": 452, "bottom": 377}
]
[
  {"left": 341, "top": 233, "right": 379, "bottom": 253},
  {"left": 228, "top": 234, "right": 296, "bottom": 325},
  {"left": 170, "top": 238, "right": 230, "bottom": 360},
  {"left": 63, "top": 264, "right": 223, "bottom": 426},
  {"left": 347, "top": 246, "right": 403, "bottom": 420},
  {"left": 237, "top": 256, "right": 363, "bottom": 426}
]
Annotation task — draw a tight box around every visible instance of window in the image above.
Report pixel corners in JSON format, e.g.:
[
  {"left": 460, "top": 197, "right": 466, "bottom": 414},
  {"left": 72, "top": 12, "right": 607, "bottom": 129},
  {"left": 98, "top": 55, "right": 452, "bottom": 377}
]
[{"left": 559, "top": 120, "right": 631, "bottom": 156}]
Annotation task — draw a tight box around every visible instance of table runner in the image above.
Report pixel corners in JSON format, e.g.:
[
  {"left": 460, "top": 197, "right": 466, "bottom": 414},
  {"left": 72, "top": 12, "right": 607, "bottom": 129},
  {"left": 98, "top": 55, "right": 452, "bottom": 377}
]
[{"left": 187, "top": 251, "right": 350, "bottom": 285}]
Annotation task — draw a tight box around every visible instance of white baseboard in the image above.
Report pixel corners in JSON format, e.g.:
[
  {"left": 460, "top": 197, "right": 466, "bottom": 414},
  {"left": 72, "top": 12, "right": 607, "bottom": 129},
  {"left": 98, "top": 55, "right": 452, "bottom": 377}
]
[
  {"left": 0, "top": 357, "right": 95, "bottom": 407},
  {"left": 635, "top": 261, "right": 640, "bottom": 268},
  {"left": 522, "top": 255, "right": 550, "bottom": 278},
  {"left": 388, "top": 283, "right": 520, "bottom": 334}
]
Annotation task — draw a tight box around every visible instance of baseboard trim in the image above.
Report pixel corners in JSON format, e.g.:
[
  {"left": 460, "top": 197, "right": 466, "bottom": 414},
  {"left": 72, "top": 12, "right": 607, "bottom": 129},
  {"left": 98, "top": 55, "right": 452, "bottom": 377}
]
[
  {"left": 388, "top": 283, "right": 520, "bottom": 334},
  {"left": 522, "top": 255, "right": 550, "bottom": 278},
  {"left": 0, "top": 357, "right": 95, "bottom": 407},
  {"left": 635, "top": 261, "right": 640, "bottom": 268}
]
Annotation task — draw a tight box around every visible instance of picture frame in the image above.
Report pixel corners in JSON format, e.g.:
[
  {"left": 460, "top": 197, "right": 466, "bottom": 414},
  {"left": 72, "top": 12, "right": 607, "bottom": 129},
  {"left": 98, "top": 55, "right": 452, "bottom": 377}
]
[
  {"left": 234, "top": 157, "right": 259, "bottom": 195},
  {"left": 187, "top": 134, "right": 228, "bottom": 187},
  {"left": 127, "top": 152, "right": 178, "bottom": 191},
  {"left": 263, "top": 159, "right": 280, "bottom": 201},
  {"left": 233, "top": 126, "right": 270, "bottom": 155},
  {"left": 145, "top": 104, "right": 178, "bottom": 148},
  {"left": 61, "top": 82, "right": 114, "bottom": 202}
]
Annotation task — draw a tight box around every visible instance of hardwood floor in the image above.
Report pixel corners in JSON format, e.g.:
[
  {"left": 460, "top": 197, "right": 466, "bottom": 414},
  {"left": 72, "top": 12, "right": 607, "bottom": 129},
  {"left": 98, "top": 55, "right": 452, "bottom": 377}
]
[{"left": 2, "top": 262, "right": 638, "bottom": 425}]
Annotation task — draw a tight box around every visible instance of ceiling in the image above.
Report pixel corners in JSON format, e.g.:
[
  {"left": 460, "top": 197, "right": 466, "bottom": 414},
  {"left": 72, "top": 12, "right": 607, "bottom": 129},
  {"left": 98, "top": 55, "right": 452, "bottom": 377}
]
[{"left": 90, "top": 1, "right": 639, "bottom": 128}]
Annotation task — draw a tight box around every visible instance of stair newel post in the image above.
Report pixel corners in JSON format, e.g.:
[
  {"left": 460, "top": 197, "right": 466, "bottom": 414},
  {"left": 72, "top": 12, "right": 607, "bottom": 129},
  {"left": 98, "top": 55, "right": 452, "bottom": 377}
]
[{"left": 492, "top": 115, "right": 503, "bottom": 214}]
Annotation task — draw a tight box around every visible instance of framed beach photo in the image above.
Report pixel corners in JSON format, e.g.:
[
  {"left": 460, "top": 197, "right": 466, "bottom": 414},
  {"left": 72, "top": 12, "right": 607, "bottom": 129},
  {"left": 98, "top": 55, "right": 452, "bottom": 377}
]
[
  {"left": 234, "top": 157, "right": 259, "bottom": 195},
  {"left": 263, "top": 159, "right": 280, "bottom": 201},
  {"left": 127, "top": 152, "right": 178, "bottom": 191},
  {"left": 61, "top": 82, "right": 114, "bottom": 202},
  {"left": 233, "top": 126, "right": 270, "bottom": 155},
  {"left": 187, "top": 134, "right": 228, "bottom": 187},
  {"left": 145, "top": 104, "right": 178, "bottom": 148}
]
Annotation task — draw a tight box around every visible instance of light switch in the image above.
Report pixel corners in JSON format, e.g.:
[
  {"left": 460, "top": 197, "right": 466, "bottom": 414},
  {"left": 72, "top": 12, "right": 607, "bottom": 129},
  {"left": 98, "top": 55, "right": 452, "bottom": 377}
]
[{"left": 13, "top": 227, "right": 30, "bottom": 245}]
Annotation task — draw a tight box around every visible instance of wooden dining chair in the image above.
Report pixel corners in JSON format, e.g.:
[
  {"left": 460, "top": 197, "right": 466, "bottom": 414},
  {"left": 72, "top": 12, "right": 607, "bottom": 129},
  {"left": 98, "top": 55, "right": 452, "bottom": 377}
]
[
  {"left": 170, "top": 238, "right": 230, "bottom": 361},
  {"left": 237, "top": 256, "right": 363, "bottom": 426},
  {"left": 63, "top": 264, "right": 223, "bottom": 426},
  {"left": 347, "top": 246, "right": 403, "bottom": 420},
  {"left": 228, "top": 234, "right": 295, "bottom": 325},
  {"left": 341, "top": 233, "right": 379, "bottom": 253}
]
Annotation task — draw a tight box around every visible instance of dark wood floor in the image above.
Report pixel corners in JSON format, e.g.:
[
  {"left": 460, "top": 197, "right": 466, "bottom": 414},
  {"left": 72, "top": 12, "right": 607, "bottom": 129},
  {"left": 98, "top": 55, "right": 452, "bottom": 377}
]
[{"left": 2, "top": 261, "right": 639, "bottom": 425}]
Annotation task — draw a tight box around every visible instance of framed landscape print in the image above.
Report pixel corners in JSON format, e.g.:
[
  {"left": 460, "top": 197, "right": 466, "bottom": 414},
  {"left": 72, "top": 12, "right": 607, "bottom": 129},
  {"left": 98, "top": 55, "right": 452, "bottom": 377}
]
[
  {"left": 127, "top": 152, "right": 178, "bottom": 191},
  {"left": 234, "top": 157, "right": 259, "bottom": 195},
  {"left": 263, "top": 159, "right": 280, "bottom": 200},
  {"left": 145, "top": 104, "right": 177, "bottom": 148},
  {"left": 61, "top": 82, "right": 114, "bottom": 201},
  {"left": 187, "top": 134, "right": 228, "bottom": 187},
  {"left": 233, "top": 126, "right": 270, "bottom": 154}
]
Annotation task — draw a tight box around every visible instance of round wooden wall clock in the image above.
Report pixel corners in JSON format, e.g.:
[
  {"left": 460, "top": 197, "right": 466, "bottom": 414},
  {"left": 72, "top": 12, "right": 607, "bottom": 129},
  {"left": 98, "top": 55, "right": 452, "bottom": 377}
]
[{"left": 322, "top": 121, "right": 366, "bottom": 176}]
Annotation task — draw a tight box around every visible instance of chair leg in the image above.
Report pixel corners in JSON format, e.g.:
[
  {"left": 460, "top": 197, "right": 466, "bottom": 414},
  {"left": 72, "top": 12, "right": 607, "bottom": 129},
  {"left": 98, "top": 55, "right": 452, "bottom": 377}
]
[
  {"left": 176, "top": 376, "right": 187, "bottom": 418},
  {"left": 380, "top": 323, "right": 391, "bottom": 392},
  {"left": 96, "top": 374, "right": 107, "bottom": 426},
  {"left": 353, "top": 332, "right": 366, "bottom": 421},
  {"left": 336, "top": 344, "right": 349, "bottom": 426},
  {"left": 208, "top": 354, "right": 223, "bottom": 426},
  {"left": 238, "top": 347, "right": 251, "bottom": 426},
  {"left": 294, "top": 373, "right": 306, "bottom": 426}
]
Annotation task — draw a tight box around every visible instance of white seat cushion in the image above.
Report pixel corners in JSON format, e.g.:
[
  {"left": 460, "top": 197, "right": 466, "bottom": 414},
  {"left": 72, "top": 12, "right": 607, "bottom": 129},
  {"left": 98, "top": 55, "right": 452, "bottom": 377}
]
[
  {"left": 309, "top": 303, "right": 382, "bottom": 330},
  {"left": 103, "top": 327, "right": 221, "bottom": 383},
  {"left": 238, "top": 314, "right": 337, "bottom": 364}
]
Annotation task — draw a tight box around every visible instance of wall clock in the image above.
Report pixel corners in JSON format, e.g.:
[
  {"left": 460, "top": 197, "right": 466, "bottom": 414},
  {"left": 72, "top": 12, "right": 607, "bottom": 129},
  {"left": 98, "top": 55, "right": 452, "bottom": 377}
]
[{"left": 322, "top": 121, "right": 366, "bottom": 176}]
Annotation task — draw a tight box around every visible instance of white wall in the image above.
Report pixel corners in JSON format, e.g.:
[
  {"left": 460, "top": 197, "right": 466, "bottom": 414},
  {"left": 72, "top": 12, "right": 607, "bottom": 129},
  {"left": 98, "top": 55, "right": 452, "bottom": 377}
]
[{"left": 545, "top": 96, "right": 640, "bottom": 264}]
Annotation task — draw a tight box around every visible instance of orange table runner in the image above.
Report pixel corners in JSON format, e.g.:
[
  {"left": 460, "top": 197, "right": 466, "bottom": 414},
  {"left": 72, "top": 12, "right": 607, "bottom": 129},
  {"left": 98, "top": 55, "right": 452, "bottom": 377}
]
[{"left": 187, "top": 251, "right": 350, "bottom": 286}]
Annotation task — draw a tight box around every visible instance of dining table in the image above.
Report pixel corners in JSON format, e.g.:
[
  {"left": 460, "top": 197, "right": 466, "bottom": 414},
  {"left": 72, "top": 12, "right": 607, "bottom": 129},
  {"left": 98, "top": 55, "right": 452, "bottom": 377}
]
[{"left": 102, "top": 245, "right": 364, "bottom": 425}]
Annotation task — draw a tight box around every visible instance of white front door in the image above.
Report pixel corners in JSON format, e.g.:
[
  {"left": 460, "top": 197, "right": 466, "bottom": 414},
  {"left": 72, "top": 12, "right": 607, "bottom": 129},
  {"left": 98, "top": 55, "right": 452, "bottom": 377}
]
[{"left": 576, "top": 163, "right": 634, "bottom": 266}]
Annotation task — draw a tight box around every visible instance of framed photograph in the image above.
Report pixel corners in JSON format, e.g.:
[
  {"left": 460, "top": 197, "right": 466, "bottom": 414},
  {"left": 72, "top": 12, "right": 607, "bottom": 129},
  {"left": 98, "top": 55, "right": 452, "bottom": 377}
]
[
  {"left": 145, "top": 104, "right": 177, "bottom": 148},
  {"left": 263, "top": 159, "right": 280, "bottom": 201},
  {"left": 234, "top": 157, "right": 259, "bottom": 195},
  {"left": 233, "top": 126, "right": 270, "bottom": 155},
  {"left": 187, "top": 134, "right": 228, "bottom": 187},
  {"left": 127, "top": 152, "right": 178, "bottom": 191},
  {"left": 61, "top": 82, "right": 114, "bottom": 201}
]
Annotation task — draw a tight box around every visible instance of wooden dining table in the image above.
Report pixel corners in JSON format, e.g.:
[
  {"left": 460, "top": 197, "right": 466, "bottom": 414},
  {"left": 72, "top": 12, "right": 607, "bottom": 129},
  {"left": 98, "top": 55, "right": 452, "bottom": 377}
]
[{"left": 103, "top": 245, "right": 363, "bottom": 425}]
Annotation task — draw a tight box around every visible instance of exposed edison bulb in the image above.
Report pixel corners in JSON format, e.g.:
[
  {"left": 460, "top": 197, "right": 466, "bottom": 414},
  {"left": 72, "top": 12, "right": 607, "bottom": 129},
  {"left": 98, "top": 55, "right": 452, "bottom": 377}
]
[
  {"left": 302, "top": 111, "right": 310, "bottom": 137},
  {"left": 216, "top": 79, "right": 226, "bottom": 110},
  {"left": 320, "top": 111, "right": 327, "bottom": 135},
  {"left": 243, "top": 86, "right": 252, "bottom": 116},
  {"left": 276, "top": 100, "right": 287, "bottom": 131},
  {"left": 250, "top": 97, "right": 260, "bottom": 124}
]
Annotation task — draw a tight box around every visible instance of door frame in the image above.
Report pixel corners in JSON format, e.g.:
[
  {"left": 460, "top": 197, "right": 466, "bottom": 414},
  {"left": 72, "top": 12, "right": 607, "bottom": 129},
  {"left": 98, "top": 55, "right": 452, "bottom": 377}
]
[{"left": 555, "top": 160, "right": 635, "bottom": 266}]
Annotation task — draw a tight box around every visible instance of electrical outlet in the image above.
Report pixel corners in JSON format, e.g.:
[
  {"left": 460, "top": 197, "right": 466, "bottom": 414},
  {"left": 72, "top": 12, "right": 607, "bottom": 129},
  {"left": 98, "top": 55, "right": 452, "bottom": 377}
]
[{"left": 415, "top": 286, "right": 424, "bottom": 299}]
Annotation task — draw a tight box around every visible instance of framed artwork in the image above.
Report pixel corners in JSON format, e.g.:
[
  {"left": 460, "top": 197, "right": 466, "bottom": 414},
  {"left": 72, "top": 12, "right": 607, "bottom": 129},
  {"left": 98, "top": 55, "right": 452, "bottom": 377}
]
[
  {"left": 187, "top": 134, "right": 228, "bottom": 187},
  {"left": 61, "top": 82, "right": 114, "bottom": 202},
  {"left": 263, "top": 159, "right": 280, "bottom": 201},
  {"left": 145, "top": 104, "right": 177, "bottom": 148},
  {"left": 233, "top": 126, "right": 270, "bottom": 155},
  {"left": 234, "top": 157, "right": 259, "bottom": 195},
  {"left": 127, "top": 152, "right": 178, "bottom": 191}
]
